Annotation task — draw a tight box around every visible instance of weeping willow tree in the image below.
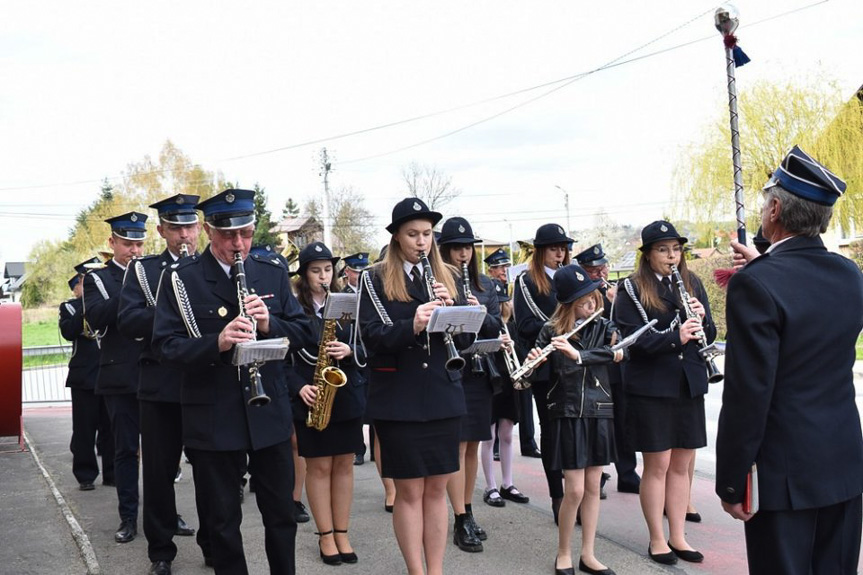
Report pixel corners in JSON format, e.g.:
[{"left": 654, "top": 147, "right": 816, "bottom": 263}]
[{"left": 673, "top": 77, "right": 863, "bottom": 246}]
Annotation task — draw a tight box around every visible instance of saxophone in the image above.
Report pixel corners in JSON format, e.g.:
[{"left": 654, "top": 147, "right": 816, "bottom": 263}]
[{"left": 306, "top": 285, "right": 348, "bottom": 431}]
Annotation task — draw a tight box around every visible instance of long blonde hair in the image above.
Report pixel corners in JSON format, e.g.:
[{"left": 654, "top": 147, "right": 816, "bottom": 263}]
[
  {"left": 377, "top": 230, "right": 458, "bottom": 303},
  {"left": 549, "top": 290, "right": 602, "bottom": 339}
]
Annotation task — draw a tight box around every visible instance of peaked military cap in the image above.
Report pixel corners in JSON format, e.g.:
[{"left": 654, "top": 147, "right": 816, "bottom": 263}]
[
  {"left": 484, "top": 248, "right": 511, "bottom": 267},
  {"left": 533, "top": 223, "right": 573, "bottom": 247},
  {"left": 385, "top": 197, "right": 442, "bottom": 234},
  {"left": 554, "top": 264, "right": 602, "bottom": 304},
  {"left": 149, "top": 194, "right": 200, "bottom": 224},
  {"left": 68, "top": 275, "right": 81, "bottom": 291},
  {"left": 74, "top": 257, "right": 102, "bottom": 274},
  {"left": 574, "top": 243, "right": 608, "bottom": 267},
  {"left": 763, "top": 145, "right": 846, "bottom": 206},
  {"left": 197, "top": 189, "right": 256, "bottom": 229},
  {"left": 439, "top": 217, "right": 479, "bottom": 245},
  {"left": 105, "top": 212, "right": 148, "bottom": 240},
  {"left": 342, "top": 252, "right": 370, "bottom": 270}
]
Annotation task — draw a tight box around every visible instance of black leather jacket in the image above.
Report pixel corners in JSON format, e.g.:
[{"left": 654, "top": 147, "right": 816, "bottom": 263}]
[{"left": 534, "top": 317, "right": 626, "bottom": 419}]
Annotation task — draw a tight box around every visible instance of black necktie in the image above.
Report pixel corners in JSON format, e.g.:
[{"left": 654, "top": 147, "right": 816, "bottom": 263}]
[
  {"left": 410, "top": 265, "right": 423, "bottom": 291},
  {"left": 661, "top": 276, "right": 672, "bottom": 294}
]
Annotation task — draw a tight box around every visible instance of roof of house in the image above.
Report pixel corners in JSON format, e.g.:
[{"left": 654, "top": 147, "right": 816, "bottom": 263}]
[
  {"left": 271, "top": 216, "right": 321, "bottom": 234},
  {"left": 4, "top": 262, "right": 27, "bottom": 279}
]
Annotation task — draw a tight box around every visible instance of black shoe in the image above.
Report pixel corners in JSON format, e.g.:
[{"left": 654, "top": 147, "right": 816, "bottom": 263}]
[
  {"left": 353, "top": 454, "right": 364, "bottom": 466},
  {"left": 483, "top": 488, "right": 505, "bottom": 508},
  {"left": 617, "top": 481, "right": 640, "bottom": 494},
  {"left": 316, "top": 530, "right": 342, "bottom": 565},
  {"left": 294, "top": 500, "right": 310, "bottom": 523},
  {"left": 464, "top": 508, "right": 487, "bottom": 541},
  {"left": 175, "top": 514, "right": 195, "bottom": 536},
  {"left": 148, "top": 560, "right": 172, "bottom": 575},
  {"left": 522, "top": 448, "right": 542, "bottom": 458},
  {"left": 453, "top": 514, "right": 483, "bottom": 552},
  {"left": 500, "top": 485, "right": 530, "bottom": 504},
  {"left": 333, "top": 529, "right": 358, "bottom": 563},
  {"left": 114, "top": 519, "right": 137, "bottom": 543},
  {"left": 555, "top": 555, "right": 575, "bottom": 575},
  {"left": 685, "top": 511, "right": 702, "bottom": 523},
  {"left": 578, "top": 557, "right": 615, "bottom": 575},
  {"left": 647, "top": 544, "right": 677, "bottom": 565},
  {"left": 668, "top": 541, "right": 704, "bottom": 563},
  {"left": 79, "top": 482, "right": 95, "bottom": 491}
]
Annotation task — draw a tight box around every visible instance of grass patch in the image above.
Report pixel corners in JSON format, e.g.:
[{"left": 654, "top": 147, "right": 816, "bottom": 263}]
[
  {"left": 857, "top": 333, "right": 863, "bottom": 361},
  {"left": 23, "top": 353, "right": 70, "bottom": 369},
  {"left": 23, "top": 319, "right": 65, "bottom": 348}
]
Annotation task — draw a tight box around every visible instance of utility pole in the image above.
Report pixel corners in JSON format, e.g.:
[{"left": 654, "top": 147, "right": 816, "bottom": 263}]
[
  {"left": 319, "top": 148, "right": 332, "bottom": 247},
  {"left": 555, "top": 185, "right": 572, "bottom": 237}
]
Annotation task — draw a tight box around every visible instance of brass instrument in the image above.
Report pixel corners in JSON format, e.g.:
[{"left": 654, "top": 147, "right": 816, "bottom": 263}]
[
  {"left": 510, "top": 308, "right": 604, "bottom": 388},
  {"left": 179, "top": 243, "right": 190, "bottom": 258},
  {"left": 233, "top": 252, "right": 271, "bottom": 406},
  {"left": 670, "top": 264, "right": 723, "bottom": 384},
  {"left": 307, "top": 285, "right": 348, "bottom": 431},
  {"left": 500, "top": 323, "right": 524, "bottom": 386},
  {"left": 462, "top": 262, "right": 485, "bottom": 376},
  {"left": 419, "top": 251, "right": 465, "bottom": 371}
]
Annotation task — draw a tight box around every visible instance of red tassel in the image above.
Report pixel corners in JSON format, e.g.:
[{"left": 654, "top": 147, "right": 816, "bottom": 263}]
[
  {"left": 713, "top": 267, "right": 737, "bottom": 288},
  {"left": 723, "top": 34, "right": 738, "bottom": 49}
]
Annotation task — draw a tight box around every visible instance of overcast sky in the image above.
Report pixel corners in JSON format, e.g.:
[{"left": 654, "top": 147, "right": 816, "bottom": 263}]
[{"left": 1, "top": 0, "right": 861, "bottom": 263}]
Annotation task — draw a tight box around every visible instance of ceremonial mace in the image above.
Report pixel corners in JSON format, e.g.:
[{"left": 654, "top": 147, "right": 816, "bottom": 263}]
[{"left": 715, "top": 4, "right": 750, "bottom": 245}]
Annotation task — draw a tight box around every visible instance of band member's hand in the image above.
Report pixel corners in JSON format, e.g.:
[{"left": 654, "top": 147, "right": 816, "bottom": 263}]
[
  {"left": 606, "top": 284, "right": 617, "bottom": 302},
  {"left": 730, "top": 239, "right": 760, "bottom": 269},
  {"left": 721, "top": 501, "right": 753, "bottom": 522},
  {"left": 679, "top": 317, "right": 702, "bottom": 344},
  {"left": 414, "top": 300, "right": 442, "bottom": 334},
  {"left": 326, "top": 340, "right": 351, "bottom": 360},
  {"left": 243, "top": 294, "right": 270, "bottom": 334},
  {"left": 466, "top": 295, "right": 480, "bottom": 306},
  {"left": 218, "top": 316, "right": 255, "bottom": 351},
  {"left": 500, "top": 332, "right": 513, "bottom": 351},
  {"left": 612, "top": 349, "right": 624, "bottom": 363},
  {"left": 432, "top": 282, "right": 454, "bottom": 306},
  {"left": 551, "top": 336, "right": 579, "bottom": 361},
  {"left": 299, "top": 384, "right": 317, "bottom": 407},
  {"left": 526, "top": 346, "right": 545, "bottom": 364},
  {"left": 688, "top": 297, "right": 706, "bottom": 319}
]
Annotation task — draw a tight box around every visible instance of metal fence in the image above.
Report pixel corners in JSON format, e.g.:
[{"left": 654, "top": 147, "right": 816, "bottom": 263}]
[{"left": 22, "top": 345, "right": 72, "bottom": 404}]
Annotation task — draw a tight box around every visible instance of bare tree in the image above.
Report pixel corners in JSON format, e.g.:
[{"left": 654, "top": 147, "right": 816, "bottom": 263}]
[
  {"left": 304, "top": 186, "right": 377, "bottom": 254},
  {"left": 401, "top": 162, "right": 461, "bottom": 210}
]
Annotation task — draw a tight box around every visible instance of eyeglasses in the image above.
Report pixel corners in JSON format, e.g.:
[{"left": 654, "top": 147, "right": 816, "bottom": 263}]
[
  {"left": 576, "top": 300, "right": 595, "bottom": 310},
  {"left": 214, "top": 228, "right": 254, "bottom": 240},
  {"left": 653, "top": 245, "right": 682, "bottom": 256}
]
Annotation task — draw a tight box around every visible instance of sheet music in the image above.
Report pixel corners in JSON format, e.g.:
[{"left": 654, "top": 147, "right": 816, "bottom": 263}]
[
  {"left": 232, "top": 337, "right": 290, "bottom": 366},
  {"left": 427, "top": 305, "right": 486, "bottom": 335},
  {"left": 323, "top": 292, "right": 357, "bottom": 320},
  {"left": 464, "top": 338, "right": 503, "bottom": 355}
]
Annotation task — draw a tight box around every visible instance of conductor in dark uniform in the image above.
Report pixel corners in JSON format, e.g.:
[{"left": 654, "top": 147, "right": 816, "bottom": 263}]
[
  {"left": 716, "top": 146, "right": 863, "bottom": 574},
  {"left": 575, "top": 243, "right": 640, "bottom": 494},
  {"left": 152, "top": 189, "right": 313, "bottom": 575},
  {"left": 117, "top": 194, "right": 200, "bottom": 575},
  {"left": 60, "top": 259, "right": 114, "bottom": 491},
  {"left": 83, "top": 212, "right": 148, "bottom": 543}
]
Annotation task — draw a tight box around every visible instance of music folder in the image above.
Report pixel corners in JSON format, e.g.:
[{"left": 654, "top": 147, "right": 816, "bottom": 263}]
[
  {"left": 232, "top": 337, "right": 290, "bottom": 366},
  {"left": 427, "top": 305, "right": 486, "bottom": 336},
  {"left": 463, "top": 338, "right": 503, "bottom": 355},
  {"left": 743, "top": 463, "right": 759, "bottom": 515},
  {"left": 323, "top": 292, "right": 357, "bottom": 321}
]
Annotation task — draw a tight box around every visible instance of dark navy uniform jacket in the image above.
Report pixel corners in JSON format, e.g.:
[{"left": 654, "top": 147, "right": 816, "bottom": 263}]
[
  {"left": 513, "top": 271, "right": 558, "bottom": 383},
  {"left": 716, "top": 236, "right": 863, "bottom": 510},
  {"left": 83, "top": 260, "right": 145, "bottom": 395},
  {"left": 152, "top": 247, "right": 314, "bottom": 452},
  {"left": 288, "top": 313, "right": 367, "bottom": 423},
  {"left": 59, "top": 297, "right": 100, "bottom": 390},
  {"left": 358, "top": 265, "right": 467, "bottom": 422},
  {"left": 613, "top": 272, "right": 716, "bottom": 399},
  {"left": 117, "top": 250, "right": 182, "bottom": 403}
]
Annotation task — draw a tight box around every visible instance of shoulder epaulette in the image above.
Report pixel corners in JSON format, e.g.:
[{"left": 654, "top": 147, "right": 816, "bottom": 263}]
[
  {"left": 251, "top": 253, "right": 284, "bottom": 268},
  {"left": 169, "top": 254, "right": 201, "bottom": 271}
]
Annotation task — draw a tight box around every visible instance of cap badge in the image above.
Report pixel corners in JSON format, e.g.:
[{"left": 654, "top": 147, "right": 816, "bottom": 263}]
[
  {"left": 593, "top": 246, "right": 600, "bottom": 254},
  {"left": 176, "top": 196, "right": 185, "bottom": 204},
  {"left": 314, "top": 245, "right": 323, "bottom": 252},
  {"left": 660, "top": 224, "right": 668, "bottom": 232},
  {"left": 130, "top": 213, "right": 138, "bottom": 222},
  {"left": 265, "top": 245, "right": 272, "bottom": 251},
  {"left": 495, "top": 284, "right": 501, "bottom": 292},
  {"left": 458, "top": 225, "right": 465, "bottom": 233},
  {"left": 226, "top": 193, "right": 235, "bottom": 204},
  {"left": 576, "top": 271, "right": 584, "bottom": 281},
  {"left": 557, "top": 226, "right": 564, "bottom": 235},
  {"left": 217, "top": 306, "right": 228, "bottom": 318},
  {"left": 412, "top": 201, "right": 422, "bottom": 211}
]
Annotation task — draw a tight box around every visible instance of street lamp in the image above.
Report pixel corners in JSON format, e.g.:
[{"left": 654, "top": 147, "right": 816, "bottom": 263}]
[{"left": 555, "top": 185, "right": 572, "bottom": 236}]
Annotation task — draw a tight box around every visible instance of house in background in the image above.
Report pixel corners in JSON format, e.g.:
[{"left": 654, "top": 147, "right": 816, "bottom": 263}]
[
  {"left": 2, "top": 262, "right": 29, "bottom": 302},
  {"left": 271, "top": 216, "right": 323, "bottom": 252}
]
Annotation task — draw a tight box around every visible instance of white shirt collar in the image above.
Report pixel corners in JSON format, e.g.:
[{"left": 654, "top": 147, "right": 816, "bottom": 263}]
[
  {"left": 766, "top": 235, "right": 796, "bottom": 254},
  {"left": 110, "top": 259, "right": 126, "bottom": 272},
  {"left": 544, "top": 265, "right": 557, "bottom": 278},
  {"left": 403, "top": 260, "right": 423, "bottom": 277},
  {"left": 211, "top": 246, "right": 233, "bottom": 278}
]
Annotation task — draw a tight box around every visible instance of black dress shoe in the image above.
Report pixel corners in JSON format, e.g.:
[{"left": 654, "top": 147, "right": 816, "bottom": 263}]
[
  {"left": 578, "top": 558, "right": 615, "bottom": 575},
  {"left": 647, "top": 544, "right": 677, "bottom": 565},
  {"left": 483, "top": 488, "right": 505, "bottom": 508},
  {"left": 453, "top": 514, "right": 483, "bottom": 552},
  {"left": 175, "top": 514, "right": 195, "bottom": 536},
  {"left": 353, "top": 454, "right": 364, "bottom": 466},
  {"left": 500, "top": 485, "right": 530, "bottom": 504},
  {"left": 554, "top": 555, "right": 575, "bottom": 575},
  {"left": 668, "top": 541, "right": 704, "bottom": 563},
  {"left": 148, "top": 560, "right": 171, "bottom": 575},
  {"left": 522, "top": 448, "right": 542, "bottom": 458},
  {"left": 114, "top": 519, "right": 137, "bottom": 543},
  {"left": 294, "top": 500, "right": 310, "bottom": 523},
  {"left": 316, "top": 530, "right": 342, "bottom": 565},
  {"left": 334, "top": 529, "right": 358, "bottom": 563},
  {"left": 685, "top": 511, "right": 702, "bottom": 523},
  {"left": 79, "top": 482, "right": 95, "bottom": 491}
]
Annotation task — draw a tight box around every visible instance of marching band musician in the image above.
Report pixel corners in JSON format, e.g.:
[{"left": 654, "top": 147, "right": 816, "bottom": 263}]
[
  {"left": 484, "top": 248, "right": 510, "bottom": 286},
  {"left": 575, "top": 244, "right": 640, "bottom": 495},
  {"left": 289, "top": 242, "right": 366, "bottom": 566},
  {"left": 512, "top": 223, "right": 573, "bottom": 524},
  {"left": 152, "top": 189, "right": 314, "bottom": 575},
  {"left": 526, "top": 264, "right": 625, "bottom": 575},
  {"left": 60, "top": 258, "right": 114, "bottom": 492},
  {"left": 438, "top": 216, "right": 511, "bottom": 552},
  {"left": 612, "top": 220, "right": 715, "bottom": 566},
  {"left": 356, "top": 197, "right": 464, "bottom": 575},
  {"left": 83, "top": 211, "right": 148, "bottom": 544},
  {"left": 117, "top": 194, "right": 200, "bottom": 575}
]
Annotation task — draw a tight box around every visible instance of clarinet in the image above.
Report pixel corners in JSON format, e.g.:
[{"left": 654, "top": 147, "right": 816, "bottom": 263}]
[
  {"left": 462, "top": 262, "right": 485, "bottom": 376},
  {"left": 670, "top": 264, "right": 723, "bottom": 384},
  {"left": 418, "top": 251, "right": 465, "bottom": 371},
  {"left": 233, "top": 252, "right": 272, "bottom": 406}
]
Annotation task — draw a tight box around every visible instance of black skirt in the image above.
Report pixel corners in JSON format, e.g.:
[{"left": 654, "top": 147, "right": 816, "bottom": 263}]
[
  {"left": 550, "top": 417, "right": 617, "bottom": 470},
  {"left": 460, "top": 372, "right": 493, "bottom": 441},
  {"left": 375, "top": 417, "right": 461, "bottom": 479},
  {"left": 295, "top": 417, "right": 363, "bottom": 458},
  {"left": 491, "top": 383, "right": 519, "bottom": 423},
  {"left": 625, "top": 391, "right": 707, "bottom": 452}
]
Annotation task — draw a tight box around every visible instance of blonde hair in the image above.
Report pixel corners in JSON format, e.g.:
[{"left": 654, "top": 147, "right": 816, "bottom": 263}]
[{"left": 550, "top": 290, "right": 602, "bottom": 338}]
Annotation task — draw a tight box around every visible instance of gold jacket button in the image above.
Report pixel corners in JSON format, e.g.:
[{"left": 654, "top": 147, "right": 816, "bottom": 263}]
[{"left": 421, "top": 363, "right": 428, "bottom": 369}]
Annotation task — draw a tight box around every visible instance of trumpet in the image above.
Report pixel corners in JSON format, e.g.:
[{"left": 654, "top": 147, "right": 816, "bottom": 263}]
[
  {"left": 670, "top": 264, "right": 723, "bottom": 384},
  {"left": 500, "top": 324, "right": 525, "bottom": 387},
  {"left": 510, "top": 308, "right": 604, "bottom": 388},
  {"left": 233, "top": 251, "right": 271, "bottom": 406},
  {"left": 419, "top": 251, "right": 465, "bottom": 371}
]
